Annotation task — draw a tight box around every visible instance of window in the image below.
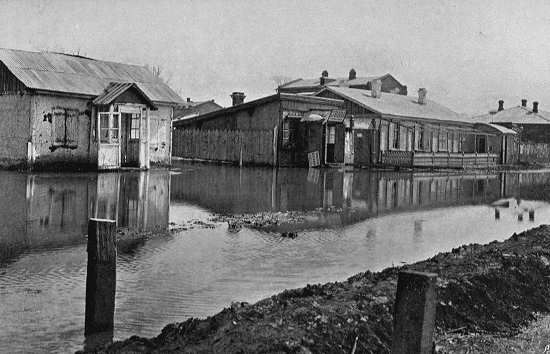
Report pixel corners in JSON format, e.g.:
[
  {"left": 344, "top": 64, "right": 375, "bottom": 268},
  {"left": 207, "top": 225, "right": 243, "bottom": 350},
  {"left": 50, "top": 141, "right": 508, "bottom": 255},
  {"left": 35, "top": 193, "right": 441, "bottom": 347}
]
[
  {"left": 130, "top": 113, "right": 140, "bottom": 139},
  {"left": 53, "top": 108, "right": 79, "bottom": 146},
  {"left": 98, "top": 112, "right": 120, "bottom": 144},
  {"left": 438, "top": 130, "right": 448, "bottom": 151},
  {"left": 328, "top": 126, "right": 336, "bottom": 144},
  {"left": 284, "top": 120, "right": 291, "bottom": 144},
  {"left": 390, "top": 122, "right": 400, "bottom": 149},
  {"left": 416, "top": 126, "right": 424, "bottom": 151},
  {"left": 476, "top": 135, "right": 487, "bottom": 153}
]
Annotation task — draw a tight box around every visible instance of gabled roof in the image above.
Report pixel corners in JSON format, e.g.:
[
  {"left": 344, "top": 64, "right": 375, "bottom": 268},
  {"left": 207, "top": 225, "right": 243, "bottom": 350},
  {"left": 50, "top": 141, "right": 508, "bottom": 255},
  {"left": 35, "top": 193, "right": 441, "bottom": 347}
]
[
  {"left": 279, "top": 73, "right": 402, "bottom": 90},
  {"left": 319, "top": 86, "right": 468, "bottom": 124},
  {"left": 0, "top": 48, "right": 183, "bottom": 104},
  {"left": 472, "top": 106, "right": 550, "bottom": 125},
  {"left": 93, "top": 82, "right": 157, "bottom": 109},
  {"left": 173, "top": 93, "right": 344, "bottom": 128}
]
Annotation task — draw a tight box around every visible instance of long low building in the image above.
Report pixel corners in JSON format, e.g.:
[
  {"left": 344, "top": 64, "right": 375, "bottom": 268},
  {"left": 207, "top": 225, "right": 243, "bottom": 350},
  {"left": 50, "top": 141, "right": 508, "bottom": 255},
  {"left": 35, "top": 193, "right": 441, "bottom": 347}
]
[{"left": 316, "top": 85, "right": 518, "bottom": 168}]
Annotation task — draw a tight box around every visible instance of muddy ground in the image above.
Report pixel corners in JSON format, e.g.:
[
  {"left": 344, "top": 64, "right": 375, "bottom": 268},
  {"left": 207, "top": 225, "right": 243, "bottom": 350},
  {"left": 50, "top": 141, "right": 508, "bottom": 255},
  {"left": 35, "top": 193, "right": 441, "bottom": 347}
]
[{"left": 86, "top": 225, "right": 550, "bottom": 353}]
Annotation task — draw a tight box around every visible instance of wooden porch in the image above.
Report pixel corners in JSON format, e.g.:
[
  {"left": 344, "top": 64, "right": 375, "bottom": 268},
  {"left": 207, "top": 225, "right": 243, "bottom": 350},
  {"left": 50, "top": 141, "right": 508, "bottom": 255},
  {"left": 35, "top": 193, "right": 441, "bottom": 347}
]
[{"left": 380, "top": 151, "right": 499, "bottom": 169}]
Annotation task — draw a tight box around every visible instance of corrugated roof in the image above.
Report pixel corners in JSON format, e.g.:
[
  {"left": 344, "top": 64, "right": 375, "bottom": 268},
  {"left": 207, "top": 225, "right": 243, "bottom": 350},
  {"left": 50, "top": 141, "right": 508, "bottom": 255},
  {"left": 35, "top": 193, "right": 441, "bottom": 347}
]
[
  {"left": 0, "top": 48, "right": 183, "bottom": 104},
  {"left": 93, "top": 82, "right": 157, "bottom": 108},
  {"left": 472, "top": 106, "right": 550, "bottom": 125},
  {"left": 321, "top": 86, "right": 469, "bottom": 123}
]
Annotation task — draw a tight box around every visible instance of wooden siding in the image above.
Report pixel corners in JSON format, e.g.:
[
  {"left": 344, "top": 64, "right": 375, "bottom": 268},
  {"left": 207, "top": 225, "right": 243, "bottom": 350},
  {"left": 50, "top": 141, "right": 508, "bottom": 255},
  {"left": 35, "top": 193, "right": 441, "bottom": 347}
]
[
  {"left": 380, "top": 150, "right": 499, "bottom": 168},
  {"left": 0, "top": 61, "right": 26, "bottom": 93},
  {"left": 172, "top": 128, "right": 274, "bottom": 165}
]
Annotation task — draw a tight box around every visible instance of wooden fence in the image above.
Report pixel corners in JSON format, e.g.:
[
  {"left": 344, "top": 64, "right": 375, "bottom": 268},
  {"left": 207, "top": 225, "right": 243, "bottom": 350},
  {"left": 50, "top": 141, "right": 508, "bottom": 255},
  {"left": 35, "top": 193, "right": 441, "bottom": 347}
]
[
  {"left": 380, "top": 150, "right": 499, "bottom": 169},
  {"left": 172, "top": 128, "right": 275, "bottom": 165},
  {"left": 520, "top": 143, "right": 550, "bottom": 164}
]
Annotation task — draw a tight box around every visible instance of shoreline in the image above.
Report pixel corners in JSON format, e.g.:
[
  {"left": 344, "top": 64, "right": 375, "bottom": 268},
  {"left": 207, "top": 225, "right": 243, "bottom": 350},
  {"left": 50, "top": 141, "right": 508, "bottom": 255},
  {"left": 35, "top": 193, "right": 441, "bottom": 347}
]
[{"left": 85, "top": 224, "right": 550, "bottom": 353}]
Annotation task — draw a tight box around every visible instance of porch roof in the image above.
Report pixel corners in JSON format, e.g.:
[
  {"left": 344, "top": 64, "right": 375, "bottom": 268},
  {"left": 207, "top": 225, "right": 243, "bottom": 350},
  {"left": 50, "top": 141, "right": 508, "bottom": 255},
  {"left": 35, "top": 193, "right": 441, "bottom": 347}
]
[{"left": 93, "top": 82, "right": 157, "bottom": 109}]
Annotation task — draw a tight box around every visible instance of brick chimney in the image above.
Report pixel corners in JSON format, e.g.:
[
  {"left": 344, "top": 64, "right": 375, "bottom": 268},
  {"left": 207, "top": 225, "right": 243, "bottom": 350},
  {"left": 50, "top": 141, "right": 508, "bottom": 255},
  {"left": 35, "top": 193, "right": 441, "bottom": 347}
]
[
  {"left": 533, "top": 101, "right": 539, "bottom": 113},
  {"left": 371, "top": 79, "right": 382, "bottom": 98},
  {"left": 349, "top": 68, "right": 356, "bottom": 80},
  {"left": 498, "top": 100, "right": 504, "bottom": 111},
  {"left": 521, "top": 99, "right": 527, "bottom": 107},
  {"left": 230, "top": 92, "right": 245, "bottom": 106},
  {"left": 417, "top": 88, "right": 427, "bottom": 105},
  {"left": 186, "top": 97, "right": 191, "bottom": 102},
  {"left": 320, "top": 70, "right": 329, "bottom": 85}
]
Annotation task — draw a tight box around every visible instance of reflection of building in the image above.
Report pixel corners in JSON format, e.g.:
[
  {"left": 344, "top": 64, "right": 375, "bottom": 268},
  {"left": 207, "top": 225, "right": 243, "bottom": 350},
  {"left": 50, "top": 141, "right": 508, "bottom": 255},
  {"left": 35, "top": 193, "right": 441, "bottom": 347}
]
[
  {"left": 170, "top": 164, "right": 549, "bottom": 219},
  {"left": 0, "top": 171, "right": 170, "bottom": 263}
]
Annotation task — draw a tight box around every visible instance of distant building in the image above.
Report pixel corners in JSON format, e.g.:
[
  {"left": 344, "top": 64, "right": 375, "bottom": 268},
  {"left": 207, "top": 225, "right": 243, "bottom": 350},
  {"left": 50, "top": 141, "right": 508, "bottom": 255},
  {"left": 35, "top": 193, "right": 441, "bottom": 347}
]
[
  {"left": 278, "top": 69, "right": 407, "bottom": 96},
  {"left": 0, "top": 48, "right": 183, "bottom": 170},
  {"left": 473, "top": 99, "right": 550, "bottom": 164},
  {"left": 172, "top": 92, "right": 346, "bottom": 167},
  {"left": 173, "top": 98, "right": 222, "bottom": 122},
  {"left": 315, "top": 85, "right": 517, "bottom": 168}
]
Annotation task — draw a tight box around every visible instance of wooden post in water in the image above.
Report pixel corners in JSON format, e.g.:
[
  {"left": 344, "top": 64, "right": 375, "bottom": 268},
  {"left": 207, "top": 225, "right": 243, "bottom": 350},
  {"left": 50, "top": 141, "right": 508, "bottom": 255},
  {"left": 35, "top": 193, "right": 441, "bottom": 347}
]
[
  {"left": 391, "top": 270, "right": 437, "bottom": 354},
  {"left": 85, "top": 218, "right": 117, "bottom": 335}
]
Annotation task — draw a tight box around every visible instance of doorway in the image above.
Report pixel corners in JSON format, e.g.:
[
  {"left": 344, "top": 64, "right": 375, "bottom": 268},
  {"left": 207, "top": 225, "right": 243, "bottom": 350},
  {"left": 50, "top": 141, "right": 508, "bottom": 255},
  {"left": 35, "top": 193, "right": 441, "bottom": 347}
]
[{"left": 121, "top": 112, "right": 141, "bottom": 167}]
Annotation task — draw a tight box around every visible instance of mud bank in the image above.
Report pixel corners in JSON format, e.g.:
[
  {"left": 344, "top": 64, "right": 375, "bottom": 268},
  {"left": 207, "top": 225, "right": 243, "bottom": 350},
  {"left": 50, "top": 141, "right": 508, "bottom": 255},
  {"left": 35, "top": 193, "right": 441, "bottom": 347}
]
[{"left": 86, "top": 225, "right": 550, "bottom": 353}]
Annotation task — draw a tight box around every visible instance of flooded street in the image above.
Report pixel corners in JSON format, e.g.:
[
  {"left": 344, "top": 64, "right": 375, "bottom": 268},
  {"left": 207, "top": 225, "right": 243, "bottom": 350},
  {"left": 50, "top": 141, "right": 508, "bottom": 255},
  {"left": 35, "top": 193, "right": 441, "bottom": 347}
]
[{"left": 2, "top": 163, "right": 550, "bottom": 352}]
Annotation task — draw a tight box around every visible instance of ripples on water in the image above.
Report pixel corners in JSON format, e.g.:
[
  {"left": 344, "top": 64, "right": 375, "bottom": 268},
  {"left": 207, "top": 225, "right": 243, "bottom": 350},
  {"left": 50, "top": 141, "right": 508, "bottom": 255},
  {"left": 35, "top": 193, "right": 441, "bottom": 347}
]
[{"left": 1, "top": 164, "right": 550, "bottom": 352}]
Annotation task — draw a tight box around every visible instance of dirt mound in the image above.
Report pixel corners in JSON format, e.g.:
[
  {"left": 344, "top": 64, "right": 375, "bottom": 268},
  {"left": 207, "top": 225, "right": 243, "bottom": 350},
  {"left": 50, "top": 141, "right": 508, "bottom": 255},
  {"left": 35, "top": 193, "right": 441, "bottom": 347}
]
[{"left": 88, "top": 225, "right": 550, "bottom": 353}]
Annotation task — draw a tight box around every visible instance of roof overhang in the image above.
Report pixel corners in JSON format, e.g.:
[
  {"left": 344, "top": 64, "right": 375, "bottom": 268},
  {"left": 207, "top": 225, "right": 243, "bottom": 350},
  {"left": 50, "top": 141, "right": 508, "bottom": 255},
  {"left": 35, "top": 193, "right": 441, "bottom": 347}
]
[{"left": 93, "top": 82, "right": 157, "bottom": 109}]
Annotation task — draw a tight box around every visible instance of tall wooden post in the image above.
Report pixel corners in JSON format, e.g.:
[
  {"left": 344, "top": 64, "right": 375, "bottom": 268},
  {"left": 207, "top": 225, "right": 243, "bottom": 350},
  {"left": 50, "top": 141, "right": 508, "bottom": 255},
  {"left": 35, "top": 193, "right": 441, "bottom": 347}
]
[
  {"left": 392, "top": 270, "right": 437, "bottom": 354},
  {"left": 85, "top": 218, "right": 117, "bottom": 335}
]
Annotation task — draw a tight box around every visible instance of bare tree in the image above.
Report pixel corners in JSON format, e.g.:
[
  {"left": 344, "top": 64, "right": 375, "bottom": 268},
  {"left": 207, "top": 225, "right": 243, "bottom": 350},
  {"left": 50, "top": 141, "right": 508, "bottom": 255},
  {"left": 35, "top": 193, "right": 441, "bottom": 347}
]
[{"left": 147, "top": 64, "right": 173, "bottom": 85}]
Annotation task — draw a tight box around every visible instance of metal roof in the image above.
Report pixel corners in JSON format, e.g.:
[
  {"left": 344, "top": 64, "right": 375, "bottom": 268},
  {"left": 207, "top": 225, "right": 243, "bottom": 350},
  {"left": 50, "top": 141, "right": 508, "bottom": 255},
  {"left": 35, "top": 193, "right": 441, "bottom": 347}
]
[
  {"left": 279, "top": 73, "right": 400, "bottom": 89},
  {"left": 93, "top": 82, "right": 157, "bottom": 108},
  {"left": 320, "top": 86, "right": 470, "bottom": 124},
  {"left": 0, "top": 48, "right": 183, "bottom": 104},
  {"left": 472, "top": 106, "right": 550, "bottom": 125},
  {"left": 474, "top": 123, "right": 517, "bottom": 135}
]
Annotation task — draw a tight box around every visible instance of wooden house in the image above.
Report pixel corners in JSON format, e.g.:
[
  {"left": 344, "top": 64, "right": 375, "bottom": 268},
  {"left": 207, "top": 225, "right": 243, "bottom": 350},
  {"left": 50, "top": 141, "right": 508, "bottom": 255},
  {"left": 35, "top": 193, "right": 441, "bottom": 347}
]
[
  {"left": 473, "top": 100, "right": 550, "bottom": 164},
  {"left": 278, "top": 69, "right": 407, "bottom": 96},
  {"left": 0, "top": 48, "right": 183, "bottom": 170},
  {"left": 316, "top": 85, "right": 517, "bottom": 168},
  {"left": 172, "top": 92, "right": 346, "bottom": 167}
]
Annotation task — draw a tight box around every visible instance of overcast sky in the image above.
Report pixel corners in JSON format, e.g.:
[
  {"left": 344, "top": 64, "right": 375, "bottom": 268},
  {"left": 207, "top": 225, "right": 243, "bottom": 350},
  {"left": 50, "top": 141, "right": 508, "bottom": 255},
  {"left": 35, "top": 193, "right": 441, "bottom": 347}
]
[{"left": 1, "top": 0, "right": 549, "bottom": 114}]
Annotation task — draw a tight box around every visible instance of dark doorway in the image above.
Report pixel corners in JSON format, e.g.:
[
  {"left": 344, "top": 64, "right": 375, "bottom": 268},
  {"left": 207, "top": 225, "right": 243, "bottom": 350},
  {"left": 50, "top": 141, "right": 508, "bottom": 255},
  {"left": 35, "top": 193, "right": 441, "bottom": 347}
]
[{"left": 121, "top": 113, "right": 140, "bottom": 167}]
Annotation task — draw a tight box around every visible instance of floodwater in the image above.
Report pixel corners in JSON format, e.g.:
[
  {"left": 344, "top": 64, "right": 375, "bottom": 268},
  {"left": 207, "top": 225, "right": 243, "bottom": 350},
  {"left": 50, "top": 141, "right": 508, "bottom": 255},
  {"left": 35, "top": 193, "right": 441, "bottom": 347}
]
[{"left": 1, "top": 163, "right": 550, "bottom": 353}]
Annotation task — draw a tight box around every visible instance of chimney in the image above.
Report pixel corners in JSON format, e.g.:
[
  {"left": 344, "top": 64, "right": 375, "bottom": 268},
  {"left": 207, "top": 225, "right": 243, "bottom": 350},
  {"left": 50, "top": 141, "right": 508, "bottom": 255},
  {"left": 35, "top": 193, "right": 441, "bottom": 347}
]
[
  {"left": 371, "top": 79, "right": 382, "bottom": 98},
  {"left": 417, "top": 88, "right": 427, "bottom": 105},
  {"left": 533, "top": 101, "right": 539, "bottom": 113},
  {"left": 498, "top": 100, "right": 504, "bottom": 111},
  {"left": 186, "top": 97, "right": 191, "bottom": 102},
  {"left": 320, "top": 70, "right": 329, "bottom": 86},
  {"left": 230, "top": 92, "right": 245, "bottom": 106},
  {"left": 348, "top": 68, "right": 356, "bottom": 80},
  {"left": 521, "top": 99, "right": 527, "bottom": 107}
]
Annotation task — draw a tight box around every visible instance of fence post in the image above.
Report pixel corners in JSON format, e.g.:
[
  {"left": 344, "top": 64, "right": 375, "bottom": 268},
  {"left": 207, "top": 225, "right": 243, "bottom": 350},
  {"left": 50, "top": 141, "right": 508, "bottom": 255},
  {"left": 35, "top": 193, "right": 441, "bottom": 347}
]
[
  {"left": 85, "top": 218, "right": 117, "bottom": 336},
  {"left": 391, "top": 270, "right": 437, "bottom": 354}
]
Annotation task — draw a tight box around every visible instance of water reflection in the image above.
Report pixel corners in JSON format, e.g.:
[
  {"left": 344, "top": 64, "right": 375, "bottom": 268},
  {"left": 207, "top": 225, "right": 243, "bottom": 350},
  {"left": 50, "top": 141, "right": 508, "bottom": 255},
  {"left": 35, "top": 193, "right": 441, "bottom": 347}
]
[
  {"left": 0, "top": 170, "right": 170, "bottom": 265},
  {"left": 171, "top": 164, "right": 550, "bottom": 224}
]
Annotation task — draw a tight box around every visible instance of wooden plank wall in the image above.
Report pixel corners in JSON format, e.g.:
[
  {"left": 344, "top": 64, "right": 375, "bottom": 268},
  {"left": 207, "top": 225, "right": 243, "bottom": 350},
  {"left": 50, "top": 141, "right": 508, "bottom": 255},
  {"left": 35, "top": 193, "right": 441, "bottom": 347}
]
[
  {"left": 519, "top": 143, "right": 550, "bottom": 164},
  {"left": 172, "top": 128, "right": 274, "bottom": 165}
]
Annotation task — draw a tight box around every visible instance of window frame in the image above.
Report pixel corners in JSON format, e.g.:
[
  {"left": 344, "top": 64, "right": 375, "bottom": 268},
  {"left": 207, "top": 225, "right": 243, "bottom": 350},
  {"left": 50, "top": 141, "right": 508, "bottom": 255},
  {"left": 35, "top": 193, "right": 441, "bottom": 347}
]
[{"left": 98, "top": 111, "right": 121, "bottom": 144}]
